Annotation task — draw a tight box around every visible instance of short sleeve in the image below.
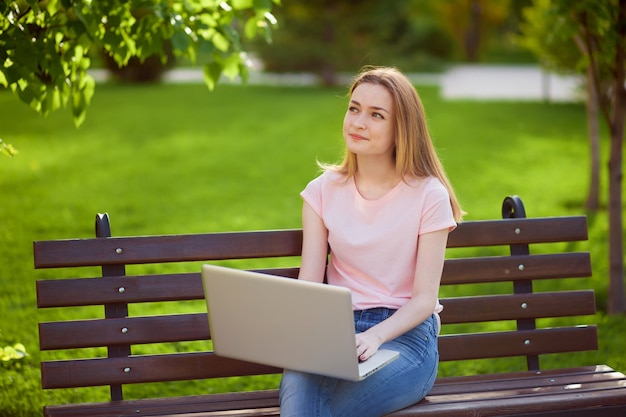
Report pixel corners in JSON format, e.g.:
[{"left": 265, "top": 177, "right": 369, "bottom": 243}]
[
  {"left": 419, "top": 179, "right": 457, "bottom": 235},
  {"left": 300, "top": 174, "right": 325, "bottom": 218}
]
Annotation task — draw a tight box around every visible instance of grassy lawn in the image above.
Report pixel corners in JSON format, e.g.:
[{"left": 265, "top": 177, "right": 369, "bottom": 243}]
[{"left": 0, "top": 82, "right": 624, "bottom": 416}]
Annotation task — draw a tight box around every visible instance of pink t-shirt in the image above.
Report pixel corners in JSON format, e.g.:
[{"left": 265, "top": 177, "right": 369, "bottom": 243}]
[{"left": 301, "top": 171, "right": 456, "bottom": 311}]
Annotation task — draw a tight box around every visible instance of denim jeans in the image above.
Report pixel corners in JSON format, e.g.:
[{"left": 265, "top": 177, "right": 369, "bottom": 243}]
[{"left": 279, "top": 309, "right": 439, "bottom": 417}]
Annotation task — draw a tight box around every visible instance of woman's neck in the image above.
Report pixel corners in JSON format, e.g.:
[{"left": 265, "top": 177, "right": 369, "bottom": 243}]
[{"left": 354, "top": 157, "right": 401, "bottom": 200}]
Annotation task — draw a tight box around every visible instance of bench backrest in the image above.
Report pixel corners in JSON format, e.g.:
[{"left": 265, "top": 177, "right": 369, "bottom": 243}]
[{"left": 34, "top": 196, "right": 595, "bottom": 401}]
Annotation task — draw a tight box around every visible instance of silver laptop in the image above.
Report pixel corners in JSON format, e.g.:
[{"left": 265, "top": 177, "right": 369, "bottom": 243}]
[{"left": 201, "top": 264, "right": 399, "bottom": 381}]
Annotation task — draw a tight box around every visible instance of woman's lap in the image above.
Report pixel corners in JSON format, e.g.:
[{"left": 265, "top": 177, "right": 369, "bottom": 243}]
[{"left": 279, "top": 312, "right": 439, "bottom": 417}]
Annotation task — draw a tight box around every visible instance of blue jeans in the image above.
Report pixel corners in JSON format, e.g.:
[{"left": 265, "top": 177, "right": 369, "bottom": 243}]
[{"left": 279, "top": 309, "right": 439, "bottom": 417}]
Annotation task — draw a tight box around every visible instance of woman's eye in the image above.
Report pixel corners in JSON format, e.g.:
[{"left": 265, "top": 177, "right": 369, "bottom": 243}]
[
  {"left": 349, "top": 106, "right": 359, "bottom": 113},
  {"left": 373, "top": 112, "right": 384, "bottom": 119}
]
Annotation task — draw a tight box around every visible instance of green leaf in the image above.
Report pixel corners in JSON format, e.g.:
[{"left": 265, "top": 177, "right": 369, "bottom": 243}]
[
  {"left": 232, "top": 0, "right": 254, "bottom": 9},
  {"left": 171, "top": 29, "right": 191, "bottom": 53},
  {"left": 211, "top": 30, "right": 230, "bottom": 52},
  {"left": 221, "top": 53, "right": 241, "bottom": 79},
  {"left": 238, "top": 58, "right": 250, "bottom": 84},
  {"left": 70, "top": 70, "right": 95, "bottom": 127},
  {"left": 203, "top": 61, "right": 222, "bottom": 90},
  {"left": 1, "top": 343, "right": 27, "bottom": 361},
  {"left": 221, "top": 24, "right": 241, "bottom": 45},
  {"left": 244, "top": 16, "right": 258, "bottom": 39},
  {"left": 0, "top": 139, "right": 18, "bottom": 159}
]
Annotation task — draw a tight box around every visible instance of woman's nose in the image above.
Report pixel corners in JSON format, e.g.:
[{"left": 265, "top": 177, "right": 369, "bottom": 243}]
[{"left": 354, "top": 114, "right": 366, "bottom": 128}]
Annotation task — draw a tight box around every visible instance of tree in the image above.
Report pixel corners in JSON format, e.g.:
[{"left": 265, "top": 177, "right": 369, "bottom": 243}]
[
  {"left": 518, "top": 0, "right": 602, "bottom": 211},
  {"left": 434, "top": 0, "right": 513, "bottom": 62},
  {"left": 0, "top": 0, "right": 279, "bottom": 129},
  {"left": 519, "top": 0, "right": 625, "bottom": 315},
  {"left": 251, "top": 0, "right": 454, "bottom": 86}
]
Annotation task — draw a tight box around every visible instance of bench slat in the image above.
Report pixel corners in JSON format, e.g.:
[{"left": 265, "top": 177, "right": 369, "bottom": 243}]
[
  {"left": 33, "top": 229, "right": 304, "bottom": 268},
  {"left": 431, "top": 364, "right": 616, "bottom": 384},
  {"left": 37, "top": 273, "right": 200, "bottom": 308},
  {"left": 34, "top": 217, "right": 587, "bottom": 269},
  {"left": 430, "top": 367, "right": 626, "bottom": 396},
  {"left": 438, "top": 326, "right": 597, "bottom": 362},
  {"left": 446, "top": 216, "right": 588, "bottom": 248},
  {"left": 36, "top": 252, "right": 590, "bottom": 309},
  {"left": 440, "top": 290, "right": 595, "bottom": 324},
  {"left": 36, "top": 268, "right": 299, "bottom": 308},
  {"left": 41, "top": 352, "right": 281, "bottom": 389},
  {"left": 38, "top": 291, "right": 596, "bottom": 351},
  {"left": 441, "top": 252, "right": 591, "bottom": 285},
  {"left": 405, "top": 388, "right": 626, "bottom": 417},
  {"left": 425, "top": 379, "right": 626, "bottom": 404},
  {"left": 43, "top": 390, "right": 281, "bottom": 417},
  {"left": 39, "top": 314, "right": 210, "bottom": 350},
  {"left": 40, "top": 326, "right": 597, "bottom": 389}
]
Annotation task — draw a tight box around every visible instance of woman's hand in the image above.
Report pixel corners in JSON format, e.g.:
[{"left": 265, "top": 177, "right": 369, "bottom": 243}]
[{"left": 355, "top": 330, "right": 383, "bottom": 362}]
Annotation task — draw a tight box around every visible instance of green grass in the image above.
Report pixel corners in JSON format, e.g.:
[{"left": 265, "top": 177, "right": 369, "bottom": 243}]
[{"left": 0, "top": 82, "right": 624, "bottom": 416}]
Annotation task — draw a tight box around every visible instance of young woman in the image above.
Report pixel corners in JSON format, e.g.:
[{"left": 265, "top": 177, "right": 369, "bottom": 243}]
[{"left": 279, "top": 66, "right": 464, "bottom": 417}]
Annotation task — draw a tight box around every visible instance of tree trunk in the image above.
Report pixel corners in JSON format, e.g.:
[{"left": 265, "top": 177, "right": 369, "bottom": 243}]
[
  {"left": 464, "top": 0, "right": 482, "bottom": 61},
  {"left": 572, "top": 34, "right": 602, "bottom": 211},
  {"left": 607, "top": 110, "right": 624, "bottom": 315},
  {"left": 584, "top": 67, "right": 601, "bottom": 211},
  {"left": 319, "top": 7, "right": 338, "bottom": 87},
  {"left": 607, "top": 0, "right": 626, "bottom": 315}
]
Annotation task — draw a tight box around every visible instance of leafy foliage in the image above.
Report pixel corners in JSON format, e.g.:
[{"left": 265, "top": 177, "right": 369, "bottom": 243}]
[
  {"left": 1, "top": 343, "right": 28, "bottom": 368},
  {"left": 0, "top": 139, "right": 18, "bottom": 158},
  {"left": 517, "top": 0, "right": 615, "bottom": 82},
  {"left": 252, "top": 1, "right": 455, "bottom": 85},
  {"left": 0, "top": 0, "right": 279, "bottom": 125}
]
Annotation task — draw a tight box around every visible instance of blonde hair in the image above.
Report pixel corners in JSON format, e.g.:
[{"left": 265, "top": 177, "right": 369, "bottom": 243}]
[{"left": 322, "top": 66, "right": 464, "bottom": 221}]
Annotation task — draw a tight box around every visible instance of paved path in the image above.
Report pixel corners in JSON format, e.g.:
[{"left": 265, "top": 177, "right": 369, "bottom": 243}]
[
  {"left": 89, "top": 65, "right": 584, "bottom": 102},
  {"left": 439, "top": 65, "right": 583, "bottom": 102}
]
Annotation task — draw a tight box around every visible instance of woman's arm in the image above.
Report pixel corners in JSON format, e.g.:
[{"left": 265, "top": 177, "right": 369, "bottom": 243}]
[
  {"left": 356, "top": 228, "right": 449, "bottom": 361},
  {"left": 298, "top": 201, "right": 329, "bottom": 283}
]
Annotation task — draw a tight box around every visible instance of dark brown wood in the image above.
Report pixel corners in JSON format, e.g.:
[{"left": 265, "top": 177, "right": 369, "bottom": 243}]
[
  {"left": 438, "top": 326, "right": 598, "bottom": 362},
  {"left": 439, "top": 290, "right": 596, "bottom": 324},
  {"left": 389, "top": 366, "right": 626, "bottom": 416},
  {"left": 36, "top": 252, "right": 591, "bottom": 308},
  {"left": 41, "top": 352, "right": 281, "bottom": 389},
  {"left": 39, "top": 290, "right": 596, "bottom": 351},
  {"left": 37, "top": 267, "right": 299, "bottom": 308},
  {"left": 34, "top": 229, "right": 303, "bottom": 268},
  {"left": 34, "top": 210, "right": 626, "bottom": 416},
  {"left": 33, "top": 217, "right": 587, "bottom": 270},
  {"left": 428, "top": 365, "right": 626, "bottom": 395},
  {"left": 39, "top": 314, "right": 211, "bottom": 350},
  {"left": 441, "top": 253, "right": 592, "bottom": 285},
  {"left": 41, "top": 366, "right": 626, "bottom": 417},
  {"left": 43, "top": 390, "right": 281, "bottom": 417},
  {"left": 446, "top": 216, "right": 588, "bottom": 247},
  {"left": 39, "top": 325, "right": 598, "bottom": 388}
]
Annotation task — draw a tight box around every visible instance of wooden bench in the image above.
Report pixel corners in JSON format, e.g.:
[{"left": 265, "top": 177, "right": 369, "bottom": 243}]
[{"left": 34, "top": 196, "right": 626, "bottom": 416}]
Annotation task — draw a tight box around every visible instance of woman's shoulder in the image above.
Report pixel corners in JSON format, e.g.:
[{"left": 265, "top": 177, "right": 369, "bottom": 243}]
[
  {"left": 405, "top": 175, "right": 448, "bottom": 193},
  {"left": 308, "top": 169, "right": 349, "bottom": 188}
]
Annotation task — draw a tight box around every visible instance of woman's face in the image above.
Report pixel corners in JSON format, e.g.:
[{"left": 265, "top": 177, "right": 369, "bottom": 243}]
[{"left": 343, "top": 82, "right": 395, "bottom": 160}]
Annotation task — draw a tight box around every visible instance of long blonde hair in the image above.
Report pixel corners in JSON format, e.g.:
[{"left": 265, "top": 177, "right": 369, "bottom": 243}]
[{"left": 323, "top": 66, "right": 464, "bottom": 221}]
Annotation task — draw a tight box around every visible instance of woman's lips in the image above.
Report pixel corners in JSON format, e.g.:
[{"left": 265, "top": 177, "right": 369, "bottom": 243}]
[{"left": 349, "top": 133, "right": 368, "bottom": 141}]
